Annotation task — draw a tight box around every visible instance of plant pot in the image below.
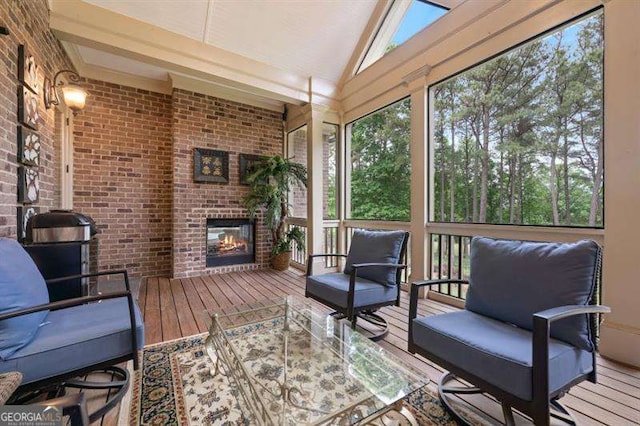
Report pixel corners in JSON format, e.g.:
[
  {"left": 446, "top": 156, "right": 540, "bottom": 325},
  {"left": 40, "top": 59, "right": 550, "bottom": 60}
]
[{"left": 271, "top": 251, "right": 291, "bottom": 271}]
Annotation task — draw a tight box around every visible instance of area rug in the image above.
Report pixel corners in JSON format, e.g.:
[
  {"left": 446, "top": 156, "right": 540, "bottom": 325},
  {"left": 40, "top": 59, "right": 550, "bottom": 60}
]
[{"left": 128, "top": 333, "right": 480, "bottom": 425}]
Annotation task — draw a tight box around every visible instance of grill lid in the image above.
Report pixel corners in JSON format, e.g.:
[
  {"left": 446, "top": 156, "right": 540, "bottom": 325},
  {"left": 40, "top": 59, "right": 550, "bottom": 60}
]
[{"left": 27, "top": 210, "right": 98, "bottom": 235}]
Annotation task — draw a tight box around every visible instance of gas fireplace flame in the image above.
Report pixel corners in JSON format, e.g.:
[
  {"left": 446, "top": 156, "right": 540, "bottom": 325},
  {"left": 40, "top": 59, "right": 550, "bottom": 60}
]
[{"left": 218, "top": 233, "right": 247, "bottom": 255}]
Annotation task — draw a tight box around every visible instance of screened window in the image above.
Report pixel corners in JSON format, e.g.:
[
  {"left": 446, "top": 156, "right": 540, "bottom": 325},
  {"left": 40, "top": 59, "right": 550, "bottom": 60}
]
[
  {"left": 287, "top": 126, "right": 307, "bottom": 218},
  {"left": 347, "top": 98, "right": 411, "bottom": 221},
  {"left": 323, "top": 123, "right": 339, "bottom": 220},
  {"left": 431, "top": 10, "right": 604, "bottom": 227}
]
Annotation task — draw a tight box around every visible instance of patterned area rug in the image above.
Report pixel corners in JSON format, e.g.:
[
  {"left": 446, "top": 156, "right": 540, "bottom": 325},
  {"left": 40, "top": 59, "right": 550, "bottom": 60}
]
[{"left": 128, "top": 334, "right": 474, "bottom": 425}]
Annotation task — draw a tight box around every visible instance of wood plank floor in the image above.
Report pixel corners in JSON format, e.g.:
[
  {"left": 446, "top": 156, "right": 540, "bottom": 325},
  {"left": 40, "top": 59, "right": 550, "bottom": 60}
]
[{"left": 135, "top": 269, "right": 640, "bottom": 426}]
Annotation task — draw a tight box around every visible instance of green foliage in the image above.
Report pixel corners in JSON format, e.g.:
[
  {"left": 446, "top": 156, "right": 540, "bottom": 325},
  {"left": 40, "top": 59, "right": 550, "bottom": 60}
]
[
  {"left": 272, "top": 227, "right": 305, "bottom": 256},
  {"left": 432, "top": 12, "right": 603, "bottom": 227},
  {"left": 243, "top": 155, "right": 307, "bottom": 255},
  {"left": 349, "top": 98, "right": 411, "bottom": 221}
]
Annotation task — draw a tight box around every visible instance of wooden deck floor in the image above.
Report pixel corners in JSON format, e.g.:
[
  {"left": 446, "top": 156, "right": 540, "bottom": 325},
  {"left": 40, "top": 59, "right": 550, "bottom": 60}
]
[{"left": 137, "top": 269, "right": 640, "bottom": 425}]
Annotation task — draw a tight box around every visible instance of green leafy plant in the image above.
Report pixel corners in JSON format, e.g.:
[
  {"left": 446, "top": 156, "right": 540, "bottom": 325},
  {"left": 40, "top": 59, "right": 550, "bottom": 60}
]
[{"left": 243, "top": 156, "right": 307, "bottom": 256}]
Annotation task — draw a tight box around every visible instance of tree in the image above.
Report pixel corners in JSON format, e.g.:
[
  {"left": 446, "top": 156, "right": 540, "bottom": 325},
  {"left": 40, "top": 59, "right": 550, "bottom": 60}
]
[
  {"left": 432, "top": 12, "right": 603, "bottom": 228},
  {"left": 350, "top": 99, "right": 411, "bottom": 221}
]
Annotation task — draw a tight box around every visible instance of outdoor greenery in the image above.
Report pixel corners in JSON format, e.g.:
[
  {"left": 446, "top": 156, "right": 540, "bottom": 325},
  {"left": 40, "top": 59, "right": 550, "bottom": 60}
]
[
  {"left": 243, "top": 156, "right": 307, "bottom": 256},
  {"left": 433, "top": 12, "right": 604, "bottom": 227},
  {"left": 324, "top": 125, "right": 338, "bottom": 220},
  {"left": 349, "top": 98, "right": 412, "bottom": 221},
  {"left": 346, "top": 13, "right": 603, "bottom": 227}
]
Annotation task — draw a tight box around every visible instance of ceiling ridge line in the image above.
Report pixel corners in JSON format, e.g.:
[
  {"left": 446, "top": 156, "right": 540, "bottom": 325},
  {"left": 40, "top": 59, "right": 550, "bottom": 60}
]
[{"left": 203, "top": 0, "right": 215, "bottom": 44}]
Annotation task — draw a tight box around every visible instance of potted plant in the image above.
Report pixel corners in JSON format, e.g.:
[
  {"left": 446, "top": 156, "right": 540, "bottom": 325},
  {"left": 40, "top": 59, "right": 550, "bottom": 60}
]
[{"left": 243, "top": 155, "right": 307, "bottom": 271}]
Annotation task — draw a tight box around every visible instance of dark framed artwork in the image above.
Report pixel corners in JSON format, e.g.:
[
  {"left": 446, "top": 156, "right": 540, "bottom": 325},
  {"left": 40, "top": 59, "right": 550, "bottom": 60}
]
[
  {"left": 18, "top": 166, "right": 39, "bottom": 204},
  {"left": 18, "top": 44, "right": 39, "bottom": 94},
  {"left": 239, "top": 154, "right": 268, "bottom": 185},
  {"left": 17, "top": 206, "right": 39, "bottom": 243},
  {"left": 18, "top": 85, "right": 40, "bottom": 130},
  {"left": 17, "top": 126, "right": 41, "bottom": 166},
  {"left": 193, "top": 148, "right": 229, "bottom": 183}
]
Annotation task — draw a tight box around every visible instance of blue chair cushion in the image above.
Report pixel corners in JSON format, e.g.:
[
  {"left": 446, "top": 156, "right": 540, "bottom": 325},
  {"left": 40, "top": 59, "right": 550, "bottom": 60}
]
[
  {"left": 0, "top": 298, "right": 144, "bottom": 384},
  {"left": 465, "top": 237, "right": 600, "bottom": 351},
  {"left": 306, "top": 272, "right": 397, "bottom": 309},
  {"left": 344, "top": 230, "right": 406, "bottom": 286},
  {"left": 412, "top": 311, "right": 593, "bottom": 401},
  {"left": 0, "top": 238, "right": 50, "bottom": 360}
]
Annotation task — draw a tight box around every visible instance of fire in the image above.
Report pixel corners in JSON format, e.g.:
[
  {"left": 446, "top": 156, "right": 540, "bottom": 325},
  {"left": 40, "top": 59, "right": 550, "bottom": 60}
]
[{"left": 219, "top": 233, "right": 247, "bottom": 254}]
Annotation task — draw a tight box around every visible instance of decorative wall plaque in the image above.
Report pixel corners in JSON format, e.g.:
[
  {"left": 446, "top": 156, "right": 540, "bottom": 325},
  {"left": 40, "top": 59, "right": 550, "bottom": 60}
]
[
  {"left": 18, "top": 86, "right": 40, "bottom": 130},
  {"left": 17, "top": 126, "right": 40, "bottom": 166},
  {"left": 193, "top": 148, "right": 229, "bottom": 183},
  {"left": 239, "top": 154, "right": 268, "bottom": 185},
  {"left": 17, "top": 206, "right": 39, "bottom": 243},
  {"left": 18, "top": 166, "right": 39, "bottom": 204},
  {"left": 18, "top": 44, "right": 39, "bottom": 94}
]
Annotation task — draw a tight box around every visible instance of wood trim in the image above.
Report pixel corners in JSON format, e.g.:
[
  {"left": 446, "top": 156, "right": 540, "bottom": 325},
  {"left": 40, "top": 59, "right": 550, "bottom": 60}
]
[
  {"left": 169, "top": 73, "right": 284, "bottom": 112},
  {"left": 426, "top": 222, "right": 604, "bottom": 244},
  {"left": 48, "top": 0, "right": 338, "bottom": 107},
  {"left": 343, "top": 219, "right": 410, "bottom": 231},
  {"left": 84, "top": 64, "right": 172, "bottom": 94},
  {"left": 338, "top": 0, "right": 394, "bottom": 86}
]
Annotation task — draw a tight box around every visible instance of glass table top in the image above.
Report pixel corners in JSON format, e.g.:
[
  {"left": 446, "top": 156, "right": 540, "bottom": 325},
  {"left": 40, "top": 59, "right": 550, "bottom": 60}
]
[{"left": 205, "top": 296, "right": 426, "bottom": 425}]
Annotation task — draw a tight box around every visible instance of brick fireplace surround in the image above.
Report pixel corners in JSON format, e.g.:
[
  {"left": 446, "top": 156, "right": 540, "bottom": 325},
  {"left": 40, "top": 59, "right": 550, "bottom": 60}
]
[
  {"left": 1, "top": 0, "right": 283, "bottom": 279},
  {"left": 76, "top": 84, "right": 283, "bottom": 279}
]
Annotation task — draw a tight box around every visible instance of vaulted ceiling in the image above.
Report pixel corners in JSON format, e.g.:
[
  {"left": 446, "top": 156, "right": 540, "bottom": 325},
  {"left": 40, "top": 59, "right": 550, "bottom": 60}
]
[
  {"left": 51, "top": 0, "right": 382, "bottom": 110},
  {"left": 83, "top": 0, "right": 377, "bottom": 82}
]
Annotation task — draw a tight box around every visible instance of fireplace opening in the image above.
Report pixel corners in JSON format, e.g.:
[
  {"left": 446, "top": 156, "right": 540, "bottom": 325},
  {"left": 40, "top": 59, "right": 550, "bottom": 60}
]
[{"left": 206, "top": 218, "right": 255, "bottom": 267}]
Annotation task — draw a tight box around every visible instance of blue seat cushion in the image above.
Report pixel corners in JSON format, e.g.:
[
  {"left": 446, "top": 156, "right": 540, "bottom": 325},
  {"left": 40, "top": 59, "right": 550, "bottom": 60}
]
[
  {"left": 0, "top": 238, "right": 50, "bottom": 360},
  {"left": 344, "top": 230, "right": 407, "bottom": 286},
  {"left": 412, "top": 311, "right": 593, "bottom": 401},
  {"left": 466, "top": 237, "right": 600, "bottom": 351},
  {"left": 306, "top": 272, "right": 397, "bottom": 309},
  {"left": 0, "top": 298, "right": 144, "bottom": 384}
]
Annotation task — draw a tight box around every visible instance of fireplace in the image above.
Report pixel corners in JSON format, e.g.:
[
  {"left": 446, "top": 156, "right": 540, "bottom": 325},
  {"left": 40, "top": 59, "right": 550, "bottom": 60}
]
[{"left": 206, "top": 219, "right": 255, "bottom": 267}]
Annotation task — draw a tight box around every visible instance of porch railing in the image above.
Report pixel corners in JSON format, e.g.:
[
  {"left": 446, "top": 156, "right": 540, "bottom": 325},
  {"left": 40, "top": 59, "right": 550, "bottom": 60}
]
[
  {"left": 427, "top": 230, "right": 604, "bottom": 308},
  {"left": 428, "top": 233, "right": 471, "bottom": 300},
  {"left": 286, "top": 219, "right": 340, "bottom": 270}
]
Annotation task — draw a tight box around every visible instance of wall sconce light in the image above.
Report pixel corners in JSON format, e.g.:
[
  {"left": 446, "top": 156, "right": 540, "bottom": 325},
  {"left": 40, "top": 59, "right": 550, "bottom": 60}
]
[{"left": 44, "top": 69, "right": 88, "bottom": 114}]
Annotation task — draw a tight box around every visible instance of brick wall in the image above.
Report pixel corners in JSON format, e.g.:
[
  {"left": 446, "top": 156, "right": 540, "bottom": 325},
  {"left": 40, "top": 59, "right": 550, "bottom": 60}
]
[
  {"left": 72, "top": 79, "right": 173, "bottom": 277},
  {"left": 0, "top": 0, "right": 73, "bottom": 236},
  {"left": 172, "top": 89, "right": 283, "bottom": 278},
  {"left": 0, "top": 1, "right": 285, "bottom": 278}
]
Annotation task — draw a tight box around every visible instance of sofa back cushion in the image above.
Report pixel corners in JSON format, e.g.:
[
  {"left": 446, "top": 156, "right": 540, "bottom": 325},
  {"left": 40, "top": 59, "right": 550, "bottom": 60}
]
[
  {"left": 465, "top": 237, "right": 600, "bottom": 351},
  {"left": 344, "top": 230, "right": 407, "bottom": 286},
  {"left": 0, "top": 238, "right": 50, "bottom": 360}
]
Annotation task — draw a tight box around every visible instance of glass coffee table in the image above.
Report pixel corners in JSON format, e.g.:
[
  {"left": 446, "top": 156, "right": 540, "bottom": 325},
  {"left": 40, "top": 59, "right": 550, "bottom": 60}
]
[{"left": 205, "top": 296, "right": 427, "bottom": 425}]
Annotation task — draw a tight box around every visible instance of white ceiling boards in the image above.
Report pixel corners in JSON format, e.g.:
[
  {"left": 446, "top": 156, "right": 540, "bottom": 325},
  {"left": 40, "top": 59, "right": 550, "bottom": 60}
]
[
  {"left": 73, "top": 0, "right": 377, "bottom": 89},
  {"left": 206, "top": 0, "right": 376, "bottom": 82},
  {"left": 84, "top": 0, "right": 210, "bottom": 41}
]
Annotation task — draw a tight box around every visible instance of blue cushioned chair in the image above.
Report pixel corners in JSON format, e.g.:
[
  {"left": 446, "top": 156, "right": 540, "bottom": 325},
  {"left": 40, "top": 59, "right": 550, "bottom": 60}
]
[
  {"left": 0, "top": 238, "right": 144, "bottom": 423},
  {"left": 408, "top": 237, "right": 610, "bottom": 426},
  {"left": 306, "top": 229, "right": 409, "bottom": 341}
]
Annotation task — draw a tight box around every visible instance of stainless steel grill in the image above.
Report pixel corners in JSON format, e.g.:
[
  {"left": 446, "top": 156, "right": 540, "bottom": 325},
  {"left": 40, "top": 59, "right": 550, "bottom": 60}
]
[{"left": 24, "top": 210, "right": 98, "bottom": 302}]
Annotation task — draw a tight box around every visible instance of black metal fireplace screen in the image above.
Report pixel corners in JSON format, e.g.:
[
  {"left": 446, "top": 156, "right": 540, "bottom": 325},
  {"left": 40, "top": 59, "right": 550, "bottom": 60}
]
[{"left": 206, "top": 219, "right": 255, "bottom": 267}]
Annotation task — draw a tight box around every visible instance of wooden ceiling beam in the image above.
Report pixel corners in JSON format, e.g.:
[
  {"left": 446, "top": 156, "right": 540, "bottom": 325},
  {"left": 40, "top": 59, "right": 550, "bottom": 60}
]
[{"left": 49, "top": 0, "right": 339, "bottom": 108}]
